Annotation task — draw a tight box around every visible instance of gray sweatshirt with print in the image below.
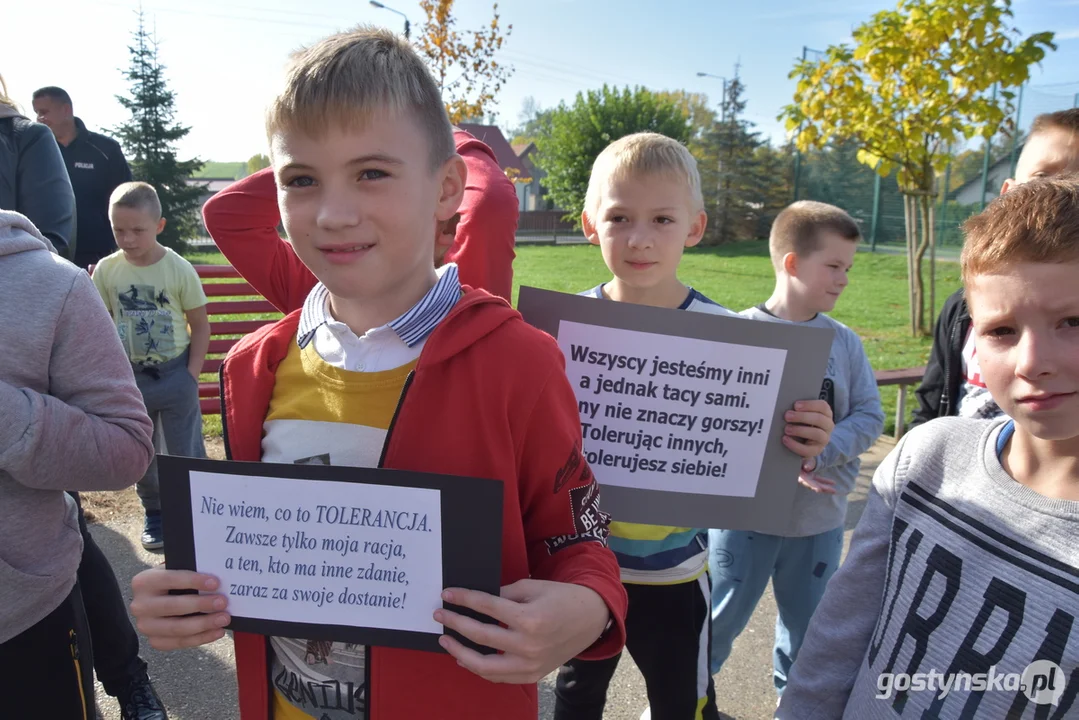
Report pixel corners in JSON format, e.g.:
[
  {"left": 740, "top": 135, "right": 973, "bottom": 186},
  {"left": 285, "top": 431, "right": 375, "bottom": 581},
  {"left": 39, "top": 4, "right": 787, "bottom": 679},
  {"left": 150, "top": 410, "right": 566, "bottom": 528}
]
[
  {"left": 741, "top": 307, "right": 884, "bottom": 536},
  {"left": 0, "top": 210, "right": 154, "bottom": 643},
  {"left": 777, "top": 417, "right": 1079, "bottom": 719}
]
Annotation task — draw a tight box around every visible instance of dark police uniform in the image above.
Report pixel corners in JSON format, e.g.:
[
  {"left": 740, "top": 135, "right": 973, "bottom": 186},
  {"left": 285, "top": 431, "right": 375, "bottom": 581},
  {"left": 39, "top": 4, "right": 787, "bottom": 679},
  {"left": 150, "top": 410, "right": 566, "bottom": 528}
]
[{"left": 59, "top": 117, "right": 131, "bottom": 269}]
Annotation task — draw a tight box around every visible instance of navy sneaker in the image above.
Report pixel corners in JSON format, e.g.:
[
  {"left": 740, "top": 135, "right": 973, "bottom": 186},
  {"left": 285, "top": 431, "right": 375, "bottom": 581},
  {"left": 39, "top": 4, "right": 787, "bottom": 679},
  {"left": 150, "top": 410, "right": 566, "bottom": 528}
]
[
  {"left": 141, "top": 511, "right": 164, "bottom": 551},
  {"left": 118, "top": 674, "right": 168, "bottom": 720}
]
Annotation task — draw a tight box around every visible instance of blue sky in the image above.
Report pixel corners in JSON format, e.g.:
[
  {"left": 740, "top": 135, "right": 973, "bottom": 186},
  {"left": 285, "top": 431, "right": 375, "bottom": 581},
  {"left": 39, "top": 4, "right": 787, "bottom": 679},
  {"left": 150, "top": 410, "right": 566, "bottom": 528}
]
[{"left": 4, "top": 0, "right": 1078, "bottom": 161}]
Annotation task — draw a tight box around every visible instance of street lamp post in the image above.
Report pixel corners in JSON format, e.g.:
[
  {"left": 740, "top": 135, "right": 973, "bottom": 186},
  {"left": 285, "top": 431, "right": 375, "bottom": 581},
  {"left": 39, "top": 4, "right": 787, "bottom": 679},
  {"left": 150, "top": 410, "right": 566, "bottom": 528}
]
[
  {"left": 696, "top": 71, "right": 728, "bottom": 122},
  {"left": 370, "top": 1, "right": 411, "bottom": 39}
]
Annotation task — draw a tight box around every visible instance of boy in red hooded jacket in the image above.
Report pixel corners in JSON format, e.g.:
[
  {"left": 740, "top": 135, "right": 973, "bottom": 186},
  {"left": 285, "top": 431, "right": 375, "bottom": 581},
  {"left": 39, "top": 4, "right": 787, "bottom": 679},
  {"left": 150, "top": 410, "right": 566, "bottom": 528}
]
[{"left": 130, "top": 27, "right": 626, "bottom": 720}]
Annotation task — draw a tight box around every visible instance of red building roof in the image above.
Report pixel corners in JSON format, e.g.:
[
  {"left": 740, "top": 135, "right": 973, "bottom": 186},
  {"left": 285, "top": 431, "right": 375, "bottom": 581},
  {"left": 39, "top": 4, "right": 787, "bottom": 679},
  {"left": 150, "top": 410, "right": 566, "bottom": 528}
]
[{"left": 457, "top": 123, "right": 529, "bottom": 176}]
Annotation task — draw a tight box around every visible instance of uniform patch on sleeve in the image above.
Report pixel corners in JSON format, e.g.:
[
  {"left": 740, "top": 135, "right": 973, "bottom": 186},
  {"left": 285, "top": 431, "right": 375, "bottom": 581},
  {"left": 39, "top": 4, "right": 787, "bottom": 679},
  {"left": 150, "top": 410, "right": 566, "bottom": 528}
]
[
  {"left": 544, "top": 480, "right": 611, "bottom": 554},
  {"left": 553, "top": 442, "right": 593, "bottom": 494}
]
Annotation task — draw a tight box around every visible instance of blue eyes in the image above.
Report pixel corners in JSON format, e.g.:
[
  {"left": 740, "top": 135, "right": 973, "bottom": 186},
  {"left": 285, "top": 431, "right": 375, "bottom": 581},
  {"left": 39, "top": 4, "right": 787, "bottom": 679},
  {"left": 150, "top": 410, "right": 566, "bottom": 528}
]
[
  {"left": 606, "top": 216, "right": 674, "bottom": 223},
  {"left": 284, "top": 170, "right": 388, "bottom": 188}
]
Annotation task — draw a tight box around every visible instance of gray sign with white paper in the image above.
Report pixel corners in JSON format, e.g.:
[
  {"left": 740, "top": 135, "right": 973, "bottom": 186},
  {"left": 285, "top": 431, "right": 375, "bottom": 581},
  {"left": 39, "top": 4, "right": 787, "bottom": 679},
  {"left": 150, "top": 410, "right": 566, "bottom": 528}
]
[{"left": 517, "top": 286, "right": 834, "bottom": 533}]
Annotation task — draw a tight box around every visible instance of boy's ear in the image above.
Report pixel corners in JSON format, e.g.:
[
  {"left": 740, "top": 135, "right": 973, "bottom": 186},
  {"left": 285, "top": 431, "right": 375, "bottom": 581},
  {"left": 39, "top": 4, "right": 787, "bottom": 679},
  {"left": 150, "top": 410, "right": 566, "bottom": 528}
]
[
  {"left": 582, "top": 209, "right": 601, "bottom": 246},
  {"left": 685, "top": 210, "right": 707, "bottom": 248},
  {"left": 1000, "top": 178, "right": 1016, "bottom": 195},
  {"left": 434, "top": 213, "right": 460, "bottom": 266},
  {"left": 156, "top": 217, "right": 167, "bottom": 234},
  {"left": 435, "top": 154, "right": 468, "bottom": 223},
  {"left": 782, "top": 251, "right": 799, "bottom": 277}
]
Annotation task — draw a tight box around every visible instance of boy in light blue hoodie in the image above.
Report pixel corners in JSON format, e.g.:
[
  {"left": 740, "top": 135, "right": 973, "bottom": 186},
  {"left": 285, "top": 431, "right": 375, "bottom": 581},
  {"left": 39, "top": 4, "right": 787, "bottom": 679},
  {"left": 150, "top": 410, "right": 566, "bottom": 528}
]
[{"left": 709, "top": 201, "right": 884, "bottom": 698}]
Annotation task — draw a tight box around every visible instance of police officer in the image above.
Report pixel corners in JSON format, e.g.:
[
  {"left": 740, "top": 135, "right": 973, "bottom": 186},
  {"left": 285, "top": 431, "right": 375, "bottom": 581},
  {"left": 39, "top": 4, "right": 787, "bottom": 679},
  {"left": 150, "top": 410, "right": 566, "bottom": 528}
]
[{"left": 33, "top": 86, "right": 132, "bottom": 269}]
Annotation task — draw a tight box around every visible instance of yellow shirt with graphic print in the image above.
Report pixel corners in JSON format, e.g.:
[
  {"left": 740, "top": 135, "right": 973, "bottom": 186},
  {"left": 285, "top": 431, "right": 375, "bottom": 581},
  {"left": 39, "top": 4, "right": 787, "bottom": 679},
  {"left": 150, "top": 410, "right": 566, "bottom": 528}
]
[{"left": 91, "top": 248, "right": 207, "bottom": 365}]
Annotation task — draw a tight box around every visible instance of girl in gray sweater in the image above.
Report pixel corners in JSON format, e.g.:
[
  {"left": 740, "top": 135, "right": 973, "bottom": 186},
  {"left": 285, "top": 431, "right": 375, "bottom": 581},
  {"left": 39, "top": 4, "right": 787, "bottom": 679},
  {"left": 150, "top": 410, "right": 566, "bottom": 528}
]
[{"left": 0, "top": 210, "right": 153, "bottom": 717}]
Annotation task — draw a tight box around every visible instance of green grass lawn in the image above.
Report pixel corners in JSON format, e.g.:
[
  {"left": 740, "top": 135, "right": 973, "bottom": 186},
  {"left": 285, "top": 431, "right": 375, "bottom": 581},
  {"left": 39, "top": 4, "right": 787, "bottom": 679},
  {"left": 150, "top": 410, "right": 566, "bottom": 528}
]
[
  {"left": 191, "top": 162, "right": 246, "bottom": 179},
  {"left": 190, "top": 243, "right": 960, "bottom": 437}
]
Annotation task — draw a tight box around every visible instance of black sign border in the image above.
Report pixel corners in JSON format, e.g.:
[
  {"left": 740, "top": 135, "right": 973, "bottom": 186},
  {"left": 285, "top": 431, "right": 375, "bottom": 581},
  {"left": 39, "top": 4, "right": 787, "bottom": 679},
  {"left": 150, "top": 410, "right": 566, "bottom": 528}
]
[{"left": 160, "top": 455, "right": 503, "bottom": 655}]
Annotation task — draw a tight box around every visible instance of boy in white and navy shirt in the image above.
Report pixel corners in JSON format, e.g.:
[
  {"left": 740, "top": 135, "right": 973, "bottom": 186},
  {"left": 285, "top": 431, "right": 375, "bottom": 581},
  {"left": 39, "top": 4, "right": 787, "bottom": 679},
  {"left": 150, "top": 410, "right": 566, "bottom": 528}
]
[{"left": 555, "top": 132, "right": 835, "bottom": 720}]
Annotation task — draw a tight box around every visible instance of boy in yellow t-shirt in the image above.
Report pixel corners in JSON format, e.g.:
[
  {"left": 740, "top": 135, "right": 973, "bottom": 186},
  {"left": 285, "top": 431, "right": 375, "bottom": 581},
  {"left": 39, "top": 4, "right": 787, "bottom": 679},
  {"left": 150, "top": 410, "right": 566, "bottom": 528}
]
[{"left": 92, "top": 181, "right": 210, "bottom": 550}]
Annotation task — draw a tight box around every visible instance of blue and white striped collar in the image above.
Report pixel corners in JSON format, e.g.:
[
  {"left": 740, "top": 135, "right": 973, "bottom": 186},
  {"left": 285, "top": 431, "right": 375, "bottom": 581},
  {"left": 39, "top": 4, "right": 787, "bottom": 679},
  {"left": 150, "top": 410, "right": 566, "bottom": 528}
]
[{"left": 297, "top": 263, "right": 461, "bottom": 349}]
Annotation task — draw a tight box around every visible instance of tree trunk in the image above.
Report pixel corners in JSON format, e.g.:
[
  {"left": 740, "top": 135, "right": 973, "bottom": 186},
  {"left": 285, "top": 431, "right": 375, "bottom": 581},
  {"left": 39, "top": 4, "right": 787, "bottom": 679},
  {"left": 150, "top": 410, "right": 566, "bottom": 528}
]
[
  {"left": 904, "top": 195, "right": 916, "bottom": 336},
  {"left": 912, "top": 195, "right": 932, "bottom": 336},
  {"left": 928, "top": 199, "right": 937, "bottom": 330}
]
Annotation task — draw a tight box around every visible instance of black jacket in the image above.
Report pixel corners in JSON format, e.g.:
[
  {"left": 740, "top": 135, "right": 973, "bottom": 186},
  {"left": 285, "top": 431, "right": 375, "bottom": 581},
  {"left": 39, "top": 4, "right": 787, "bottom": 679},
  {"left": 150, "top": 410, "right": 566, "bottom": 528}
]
[
  {"left": 911, "top": 288, "right": 969, "bottom": 429},
  {"left": 59, "top": 118, "right": 131, "bottom": 269},
  {"left": 0, "top": 112, "right": 76, "bottom": 258}
]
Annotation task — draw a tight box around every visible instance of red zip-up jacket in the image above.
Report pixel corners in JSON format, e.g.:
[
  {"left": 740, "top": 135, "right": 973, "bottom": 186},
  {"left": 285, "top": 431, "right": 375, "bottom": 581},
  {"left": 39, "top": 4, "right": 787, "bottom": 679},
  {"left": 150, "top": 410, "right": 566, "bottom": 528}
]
[
  {"left": 203, "top": 129, "right": 518, "bottom": 306},
  {"left": 221, "top": 292, "right": 627, "bottom": 719}
]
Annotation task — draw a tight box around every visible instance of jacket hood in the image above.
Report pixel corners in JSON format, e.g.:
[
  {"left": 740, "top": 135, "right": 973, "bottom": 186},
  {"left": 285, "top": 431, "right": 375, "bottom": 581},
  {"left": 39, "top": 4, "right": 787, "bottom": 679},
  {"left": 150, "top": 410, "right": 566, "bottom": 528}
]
[
  {"left": 0, "top": 105, "right": 23, "bottom": 120},
  {"left": 417, "top": 289, "right": 519, "bottom": 367},
  {"left": 452, "top": 128, "right": 499, "bottom": 166},
  {"left": 0, "top": 210, "right": 56, "bottom": 256}
]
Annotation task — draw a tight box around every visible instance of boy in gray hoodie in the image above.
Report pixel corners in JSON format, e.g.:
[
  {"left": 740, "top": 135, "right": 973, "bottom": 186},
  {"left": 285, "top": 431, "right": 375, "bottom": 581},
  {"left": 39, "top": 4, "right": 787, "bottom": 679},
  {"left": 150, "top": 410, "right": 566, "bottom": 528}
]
[
  {"left": 776, "top": 176, "right": 1079, "bottom": 720},
  {"left": 0, "top": 209, "right": 154, "bottom": 718},
  {"left": 709, "top": 201, "right": 884, "bottom": 698}
]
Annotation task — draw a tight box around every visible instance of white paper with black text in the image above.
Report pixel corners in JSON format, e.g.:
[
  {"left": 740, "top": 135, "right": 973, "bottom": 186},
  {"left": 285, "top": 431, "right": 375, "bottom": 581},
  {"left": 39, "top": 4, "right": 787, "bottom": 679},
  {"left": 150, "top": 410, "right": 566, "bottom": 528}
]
[
  {"left": 189, "top": 470, "right": 443, "bottom": 635},
  {"left": 559, "top": 320, "right": 787, "bottom": 498}
]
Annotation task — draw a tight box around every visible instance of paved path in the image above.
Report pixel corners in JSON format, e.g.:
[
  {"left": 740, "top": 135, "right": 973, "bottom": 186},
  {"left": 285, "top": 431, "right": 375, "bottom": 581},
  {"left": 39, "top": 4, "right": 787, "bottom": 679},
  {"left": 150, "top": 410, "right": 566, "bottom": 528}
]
[{"left": 89, "top": 440, "right": 894, "bottom": 719}]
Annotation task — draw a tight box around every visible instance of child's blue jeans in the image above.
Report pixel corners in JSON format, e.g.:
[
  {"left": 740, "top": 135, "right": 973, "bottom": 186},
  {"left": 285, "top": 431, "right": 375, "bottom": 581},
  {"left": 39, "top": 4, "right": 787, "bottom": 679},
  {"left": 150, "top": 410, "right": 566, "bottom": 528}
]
[{"left": 707, "top": 526, "right": 844, "bottom": 694}]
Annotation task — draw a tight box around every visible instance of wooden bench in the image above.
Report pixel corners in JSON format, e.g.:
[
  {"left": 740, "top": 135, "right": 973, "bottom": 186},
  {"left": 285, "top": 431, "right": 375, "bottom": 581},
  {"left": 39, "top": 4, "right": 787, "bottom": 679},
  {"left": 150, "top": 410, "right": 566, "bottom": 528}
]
[
  {"left": 195, "top": 264, "right": 281, "bottom": 416},
  {"left": 874, "top": 366, "right": 926, "bottom": 439}
]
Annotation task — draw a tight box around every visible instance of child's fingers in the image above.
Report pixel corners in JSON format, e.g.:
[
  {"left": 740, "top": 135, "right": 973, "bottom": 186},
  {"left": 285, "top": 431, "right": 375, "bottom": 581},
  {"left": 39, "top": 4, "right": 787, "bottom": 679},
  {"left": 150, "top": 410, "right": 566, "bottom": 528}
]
[
  {"left": 433, "top": 607, "right": 515, "bottom": 654},
  {"left": 130, "top": 589, "right": 227, "bottom": 622},
  {"left": 784, "top": 437, "right": 818, "bottom": 458},
  {"left": 798, "top": 475, "right": 837, "bottom": 494},
  {"left": 441, "top": 588, "right": 525, "bottom": 629},
  {"left": 785, "top": 422, "right": 828, "bottom": 440},
  {"left": 136, "top": 611, "right": 231, "bottom": 650},
  {"left": 784, "top": 410, "right": 835, "bottom": 432},
  {"left": 438, "top": 634, "right": 544, "bottom": 685},
  {"left": 132, "top": 568, "right": 220, "bottom": 596},
  {"left": 783, "top": 435, "right": 826, "bottom": 458},
  {"left": 793, "top": 400, "right": 833, "bottom": 419}
]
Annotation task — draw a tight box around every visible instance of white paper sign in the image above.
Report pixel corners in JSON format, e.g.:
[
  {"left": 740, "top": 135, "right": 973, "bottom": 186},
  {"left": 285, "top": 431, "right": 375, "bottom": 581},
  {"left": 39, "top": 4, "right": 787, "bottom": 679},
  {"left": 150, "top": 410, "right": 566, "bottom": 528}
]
[
  {"left": 189, "top": 471, "right": 443, "bottom": 635},
  {"left": 558, "top": 320, "right": 787, "bottom": 497}
]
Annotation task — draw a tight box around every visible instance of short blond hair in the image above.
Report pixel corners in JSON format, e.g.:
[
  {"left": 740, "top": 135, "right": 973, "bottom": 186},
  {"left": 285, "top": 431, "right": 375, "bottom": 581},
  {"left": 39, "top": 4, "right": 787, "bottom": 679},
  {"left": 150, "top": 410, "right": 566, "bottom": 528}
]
[
  {"left": 769, "top": 201, "right": 860, "bottom": 268},
  {"left": 0, "top": 74, "right": 19, "bottom": 111},
  {"left": 961, "top": 174, "right": 1079, "bottom": 282},
  {"left": 109, "top": 181, "right": 162, "bottom": 219},
  {"left": 266, "top": 26, "right": 454, "bottom": 169},
  {"left": 584, "top": 132, "right": 703, "bottom": 215}
]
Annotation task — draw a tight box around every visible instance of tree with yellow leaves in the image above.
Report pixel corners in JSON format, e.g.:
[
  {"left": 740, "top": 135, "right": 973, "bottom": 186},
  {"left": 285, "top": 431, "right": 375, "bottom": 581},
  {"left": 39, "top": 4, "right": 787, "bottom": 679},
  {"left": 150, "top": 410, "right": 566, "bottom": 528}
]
[
  {"left": 412, "top": 0, "right": 513, "bottom": 124},
  {"left": 780, "top": 0, "right": 1054, "bottom": 336}
]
